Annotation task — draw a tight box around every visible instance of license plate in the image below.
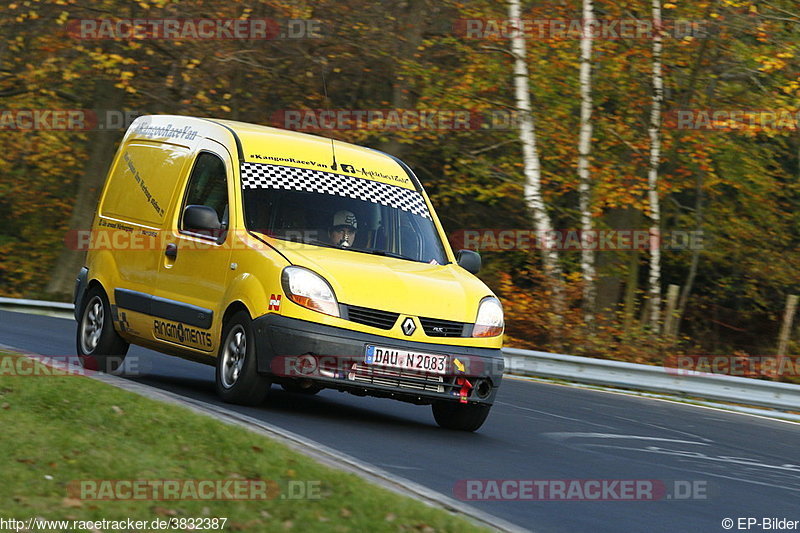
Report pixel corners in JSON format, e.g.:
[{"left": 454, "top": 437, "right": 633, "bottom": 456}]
[{"left": 365, "top": 345, "right": 448, "bottom": 375}]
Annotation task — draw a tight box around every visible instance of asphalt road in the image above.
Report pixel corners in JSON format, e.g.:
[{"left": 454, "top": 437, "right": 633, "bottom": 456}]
[{"left": 2, "top": 309, "right": 799, "bottom": 533}]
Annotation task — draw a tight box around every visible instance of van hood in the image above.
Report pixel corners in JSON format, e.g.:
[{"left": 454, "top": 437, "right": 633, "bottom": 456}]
[{"left": 279, "top": 244, "right": 492, "bottom": 322}]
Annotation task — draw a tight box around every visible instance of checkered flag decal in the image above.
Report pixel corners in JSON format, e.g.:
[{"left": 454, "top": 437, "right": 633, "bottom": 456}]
[{"left": 241, "top": 162, "right": 431, "bottom": 219}]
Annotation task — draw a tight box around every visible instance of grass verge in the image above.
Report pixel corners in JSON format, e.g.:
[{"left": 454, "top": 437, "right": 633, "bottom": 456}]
[{"left": 0, "top": 352, "right": 488, "bottom": 532}]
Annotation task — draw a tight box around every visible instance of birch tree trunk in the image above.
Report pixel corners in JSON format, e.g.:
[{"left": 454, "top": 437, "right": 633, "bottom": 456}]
[
  {"left": 507, "top": 0, "right": 564, "bottom": 314},
  {"left": 577, "top": 0, "right": 596, "bottom": 324},
  {"left": 647, "top": 0, "right": 664, "bottom": 332}
]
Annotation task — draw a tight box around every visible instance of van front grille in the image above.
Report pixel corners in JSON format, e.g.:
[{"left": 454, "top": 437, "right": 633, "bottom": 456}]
[
  {"left": 344, "top": 305, "right": 399, "bottom": 330},
  {"left": 419, "top": 317, "right": 467, "bottom": 337},
  {"left": 347, "top": 363, "right": 446, "bottom": 392}
]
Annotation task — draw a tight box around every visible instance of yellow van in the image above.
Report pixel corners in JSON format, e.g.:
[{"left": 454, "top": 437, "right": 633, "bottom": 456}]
[{"left": 73, "top": 115, "right": 504, "bottom": 431}]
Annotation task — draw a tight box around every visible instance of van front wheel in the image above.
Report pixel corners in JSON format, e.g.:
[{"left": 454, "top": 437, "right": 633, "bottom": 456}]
[
  {"left": 76, "top": 286, "right": 129, "bottom": 373},
  {"left": 431, "top": 401, "right": 491, "bottom": 432},
  {"left": 215, "top": 311, "right": 270, "bottom": 405}
]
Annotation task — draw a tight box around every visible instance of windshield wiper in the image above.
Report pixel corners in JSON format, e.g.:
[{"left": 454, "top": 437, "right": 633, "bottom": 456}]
[
  {"left": 251, "top": 232, "right": 415, "bottom": 258},
  {"left": 251, "top": 230, "right": 338, "bottom": 249},
  {"left": 358, "top": 248, "right": 413, "bottom": 260},
  {"left": 299, "top": 237, "right": 338, "bottom": 249}
]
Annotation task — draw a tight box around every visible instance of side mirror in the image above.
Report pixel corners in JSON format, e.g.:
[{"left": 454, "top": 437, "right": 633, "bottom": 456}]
[
  {"left": 183, "top": 205, "right": 221, "bottom": 234},
  {"left": 456, "top": 249, "right": 481, "bottom": 274}
]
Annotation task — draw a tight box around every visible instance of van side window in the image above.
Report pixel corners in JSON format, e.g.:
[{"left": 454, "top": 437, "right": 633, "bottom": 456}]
[{"left": 182, "top": 152, "right": 228, "bottom": 231}]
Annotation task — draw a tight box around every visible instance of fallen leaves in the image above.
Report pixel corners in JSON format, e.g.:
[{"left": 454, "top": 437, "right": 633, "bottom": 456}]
[{"left": 61, "top": 497, "right": 83, "bottom": 508}]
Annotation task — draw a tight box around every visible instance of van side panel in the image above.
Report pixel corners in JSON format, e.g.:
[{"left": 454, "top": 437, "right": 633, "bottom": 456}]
[
  {"left": 89, "top": 140, "right": 191, "bottom": 343},
  {"left": 99, "top": 141, "right": 189, "bottom": 227}
]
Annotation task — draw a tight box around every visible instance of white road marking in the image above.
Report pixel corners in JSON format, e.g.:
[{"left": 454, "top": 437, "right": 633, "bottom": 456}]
[{"left": 543, "top": 432, "right": 711, "bottom": 446}]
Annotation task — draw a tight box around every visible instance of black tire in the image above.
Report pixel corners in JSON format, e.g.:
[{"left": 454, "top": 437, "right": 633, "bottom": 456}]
[
  {"left": 432, "top": 401, "right": 491, "bottom": 432},
  {"left": 76, "top": 286, "right": 129, "bottom": 373},
  {"left": 215, "top": 310, "right": 270, "bottom": 405},
  {"left": 280, "top": 381, "right": 322, "bottom": 395}
]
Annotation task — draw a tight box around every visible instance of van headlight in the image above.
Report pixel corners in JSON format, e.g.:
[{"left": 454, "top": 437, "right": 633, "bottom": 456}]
[
  {"left": 472, "top": 297, "right": 504, "bottom": 337},
  {"left": 281, "top": 266, "right": 339, "bottom": 317}
]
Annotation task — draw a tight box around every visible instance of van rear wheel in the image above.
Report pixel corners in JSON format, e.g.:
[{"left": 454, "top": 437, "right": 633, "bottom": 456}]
[
  {"left": 431, "top": 401, "right": 491, "bottom": 432},
  {"left": 76, "top": 286, "right": 129, "bottom": 373},
  {"left": 215, "top": 311, "right": 270, "bottom": 405}
]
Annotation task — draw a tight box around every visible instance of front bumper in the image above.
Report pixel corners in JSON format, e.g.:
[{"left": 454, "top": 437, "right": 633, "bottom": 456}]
[{"left": 252, "top": 314, "right": 504, "bottom": 405}]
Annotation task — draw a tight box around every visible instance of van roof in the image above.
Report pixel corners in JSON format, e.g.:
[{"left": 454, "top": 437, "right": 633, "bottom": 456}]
[
  {"left": 128, "top": 115, "right": 417, "bottom": 190},
  {"left": 211, "top": 119, "right": 415, "bottom": 190}
]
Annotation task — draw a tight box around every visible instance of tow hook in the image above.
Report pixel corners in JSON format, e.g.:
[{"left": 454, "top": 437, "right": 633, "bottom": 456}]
[{"left": 456, "top": 377, "right": 473, "bottom": 403}]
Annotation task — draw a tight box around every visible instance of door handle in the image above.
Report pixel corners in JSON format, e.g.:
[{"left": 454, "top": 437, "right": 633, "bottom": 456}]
[{"left": 165, "top": 243, "right": 178, "bottom": 259}]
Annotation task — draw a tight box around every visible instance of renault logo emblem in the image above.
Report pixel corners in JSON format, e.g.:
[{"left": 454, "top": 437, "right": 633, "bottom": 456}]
[{"left": 402, "top": 317, "right": 416, "bottom": 336}]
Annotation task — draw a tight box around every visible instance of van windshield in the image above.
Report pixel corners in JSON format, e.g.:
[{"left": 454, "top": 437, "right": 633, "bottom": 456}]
[{"left": 241, "top": 163, "right": 448, "bottom": 265}]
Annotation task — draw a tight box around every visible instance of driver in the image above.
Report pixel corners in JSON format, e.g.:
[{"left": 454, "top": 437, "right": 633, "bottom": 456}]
[{"left": 329, "top": 210, "right": 357, "bottom": 248}]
